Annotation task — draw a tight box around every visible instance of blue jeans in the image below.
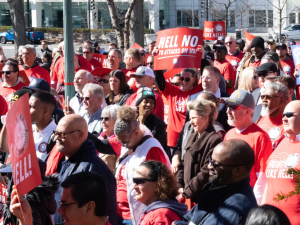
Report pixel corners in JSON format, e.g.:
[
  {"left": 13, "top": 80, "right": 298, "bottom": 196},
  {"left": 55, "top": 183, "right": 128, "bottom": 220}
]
[{"left": 117, "top": 214, "right": 133, "bottom": 225}]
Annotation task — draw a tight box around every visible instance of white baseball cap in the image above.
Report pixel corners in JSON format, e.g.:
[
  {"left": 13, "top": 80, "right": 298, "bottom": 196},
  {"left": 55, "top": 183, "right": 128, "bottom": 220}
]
[{"left": 131, "top": 66, "right": 155, "bottom": 78}]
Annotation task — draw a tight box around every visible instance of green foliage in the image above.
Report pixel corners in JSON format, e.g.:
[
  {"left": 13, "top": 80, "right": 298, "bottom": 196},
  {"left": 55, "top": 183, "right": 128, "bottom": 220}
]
[
  {"left": 0, "top": 26, "right": 13, "bottom": 32},
  {"left": 274, "top": 168, "right": 300, "bottom": 201}
]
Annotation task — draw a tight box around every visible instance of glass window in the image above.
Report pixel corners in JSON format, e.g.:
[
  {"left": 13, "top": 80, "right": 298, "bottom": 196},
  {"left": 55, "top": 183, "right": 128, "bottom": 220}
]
[
  {"left": 98, "top": 2, "right": 111, "bottom": 29},
  {"left": 290, "top": 13, "right": 296, "bottom": 24},
  {"left": 230, "top": 10, "right": 235, "bottom": 27},
  {"left": 268, "top": 10, "right": 273, "bottom": 27},
  {"left": 160, "top": 10, "right": 166, "bottom": 29},
  {"left": 255, "top": 10, "right": 266, "bottom": 27},
  {"left": 159, "top": 0, "right": 170, "bottom": 30},
  {"left": 194, "top": 10, "right": 199, "bottom": 27},
  {"left": 212, "top": 10, "right": 225, "bottom": 22},
  {"left": 0, "top": 2, "right": 31, "bottom": 27},
  {"left": 249, "top": 10, "right": 254, "bottom": 27}
]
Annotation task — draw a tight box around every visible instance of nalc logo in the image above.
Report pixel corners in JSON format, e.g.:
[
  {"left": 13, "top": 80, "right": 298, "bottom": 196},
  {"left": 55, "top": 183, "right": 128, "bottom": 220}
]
[
  {"left": 215, "top": 24, "right": 223, "bottom": 32},
  {"left": 13, "top": 114, "right": 29, "bottom": 157}
]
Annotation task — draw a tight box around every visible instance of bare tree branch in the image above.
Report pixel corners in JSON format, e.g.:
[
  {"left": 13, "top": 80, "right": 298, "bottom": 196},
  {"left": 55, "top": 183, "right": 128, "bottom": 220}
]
[{"left": 124, "top": 0, "right": 137, "bottom": 50}]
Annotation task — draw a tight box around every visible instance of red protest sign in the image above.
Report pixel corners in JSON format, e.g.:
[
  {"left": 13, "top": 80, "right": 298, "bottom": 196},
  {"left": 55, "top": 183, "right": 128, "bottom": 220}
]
[
  {"left": 91, "top": 67, "right": 112, "bottom": 83},
  {"left": 245, "top": 31, "right": 256, "bottom": 45},
  {"left": 93, "top": 53, "right": 109, "bottom": 68},
  {"left": 154, "top": 28, "right": 203, "bottom": 70},
  {"left": 204, "top": 21, "right": 225, "bottom": 40},
  {"left": 132, "top": 43, "right": 144, "bottom": 49},
  {"left": 6, "top": 93, "right": 42, "bottom": 196},
  {"left": 163, "top": 68, "right": 184, "bottom": 83}
]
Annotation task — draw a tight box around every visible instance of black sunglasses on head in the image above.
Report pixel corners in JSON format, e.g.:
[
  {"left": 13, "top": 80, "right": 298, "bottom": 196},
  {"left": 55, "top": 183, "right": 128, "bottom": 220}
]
[{"left": 133, "top": 177, "right": 156, "bottom": 185}]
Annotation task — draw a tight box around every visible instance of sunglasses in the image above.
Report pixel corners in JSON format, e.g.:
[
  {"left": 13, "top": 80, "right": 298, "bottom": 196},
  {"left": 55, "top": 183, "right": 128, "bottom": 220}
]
[
  {"left": 227, "top": 105, "right": 246, "bottom": 111},
  {"left": 99, "top": 79, "right": 109, "bottom": 83},
  {"left": 252, "top": 75, "right": 258, "bottom": 79},
  {"left": 225, "top": 41, "right": 233, "bottom": 45},
  {"left": 260, "top": 95, "right": 281, "bottom": 100},
  {"left": 100, "top": 117, "right": 110, "bottom": 122},
  {"left": 171, "top": 82, "right": 180, "bottom": 86},
  {"left": 146, "top": 62, "right": 153, "bottom": 66},
  {"left": 282, "top": 112, "right": 295, "bottom": 118},
  {"left": 1, "top": 71, "right": 16, "bottom": 75},
  {"left": 179, "top": 77, "right": 193, "bottom": 82},
  {"left": 83, "top": 97, "right": 91, "bottom": 101},
  {"left": 132, "top": 177, "right": 156, "bottom": 185},
  {"left": 57, "top": 51, "right": 63, "bottom": 53},
  {"left": 53, "top": 130, "right": 81, "bottom": 138},
  {"left": 208, "top": 156, "right": 242, "bottom": 170}
]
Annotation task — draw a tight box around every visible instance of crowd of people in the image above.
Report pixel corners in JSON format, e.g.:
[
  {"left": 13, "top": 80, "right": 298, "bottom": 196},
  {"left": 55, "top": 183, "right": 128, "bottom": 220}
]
[{"left": 0, "top": 35, "right": 299, "bottom": 225}]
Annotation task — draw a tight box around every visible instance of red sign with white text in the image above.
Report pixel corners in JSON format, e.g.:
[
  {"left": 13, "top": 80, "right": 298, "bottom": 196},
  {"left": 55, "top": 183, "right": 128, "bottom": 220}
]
[
  {"left": 132, "top": 43, "right": 144, "bottom": 49},
  {"left": 154, "top": 28, "right": 203, "bottom": 70},
  {"left": 6, "top": 94, "right": 42, "bottom": 196},
  {"left": 93, "top": 53, "right": 109, "bottom": 68},
  {"left": 245, "top": 31, "right": 256, "bottom": 45},
  {"left": 204, "top": 21, "right": 225, "bottom": 40}
]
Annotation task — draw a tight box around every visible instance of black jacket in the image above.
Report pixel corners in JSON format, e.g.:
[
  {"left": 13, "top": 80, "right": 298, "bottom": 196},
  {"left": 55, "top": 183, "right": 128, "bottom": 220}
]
[
  {"left": 143, "top": 113, "right": 170, "bottom": 158},
  {"left": 53, "top": 139, "right": 117, "bottom": 225},
  {"left": 105, "top": 86, "right": 134, "bottom": 106},
  {"left": 40, "top": 62, "right": 51, "bottom": 73}
]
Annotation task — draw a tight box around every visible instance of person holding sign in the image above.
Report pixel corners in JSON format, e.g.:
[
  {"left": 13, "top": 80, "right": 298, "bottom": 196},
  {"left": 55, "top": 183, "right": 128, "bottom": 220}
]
[{"left": 214, "top": 45, "right": 235, "bottom": 94}]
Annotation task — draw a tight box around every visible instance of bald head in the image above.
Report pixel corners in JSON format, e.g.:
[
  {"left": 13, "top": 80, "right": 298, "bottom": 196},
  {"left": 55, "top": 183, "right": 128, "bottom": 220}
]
[
  {"left": 55, "top": 115, "right": 88, "bottom": 158},
  {"left": 283, "top": 100, "right": 300, "bottom": 140}
]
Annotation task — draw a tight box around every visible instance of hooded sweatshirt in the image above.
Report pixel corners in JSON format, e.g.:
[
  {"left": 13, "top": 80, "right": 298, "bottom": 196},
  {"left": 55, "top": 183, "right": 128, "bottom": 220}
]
[{"left": 137, "top": 200, "right": 188, "bottom": 225}]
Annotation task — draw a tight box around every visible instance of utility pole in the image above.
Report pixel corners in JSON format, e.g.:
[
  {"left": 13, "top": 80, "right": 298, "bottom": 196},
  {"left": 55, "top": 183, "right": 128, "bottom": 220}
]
[
  {"left": 27, "top": 0, "right": 30, "bottom": 42},
  {"left": 63, "top": 0, "right": 75, "bottom": 101},
  {"left": 88, "top": 0, "right": 91, "bottom": 40},
  {"left": 206, "top": 0, "right": 208, "bottom": 20}
]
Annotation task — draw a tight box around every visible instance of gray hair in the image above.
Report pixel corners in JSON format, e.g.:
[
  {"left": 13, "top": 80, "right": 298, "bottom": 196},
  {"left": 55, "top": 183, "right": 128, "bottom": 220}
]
[
  {"left": 147, "top": 55, "right": 154, "bottom": 61},
  {"left": 225, "top": 35, "right": 236, "bottom": 42},
  {"left": 187, "top": 99, "right": 217, "bottom": 125},
  {"left": 114, "top": 105, "right": 139, "bottom": 136},
  {"left": 82, "top": 83, "right": 103, "bottom": 99},
  {"left": 262, "top": 54, "right": 275, "bottom": 62},
  {"left": 77, "top": 69, "right": 93, "bottom": 82},
  {"left": 18, "top": 46, "right": 25, "bottom": 54},
  {"left": 264, "top": 82, "right": 289, "bottom": 101},
  {"left": 110, "top": 49, "right": 122, "bottom": 59},
  {"left": 23, "top": 45, "right": 36, "bottom": 54},
  {"left": 101, "top": 105, "right": 121, "bottom": 121},
  {"left": 83, "top": 44, "right": 94, "bottom": 53}
]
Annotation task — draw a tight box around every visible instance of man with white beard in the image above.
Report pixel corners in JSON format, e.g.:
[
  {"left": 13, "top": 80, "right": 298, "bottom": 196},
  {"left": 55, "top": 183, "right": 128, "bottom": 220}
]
[{"left": 256, "top": 82, "right": 288, "bottom": 150}]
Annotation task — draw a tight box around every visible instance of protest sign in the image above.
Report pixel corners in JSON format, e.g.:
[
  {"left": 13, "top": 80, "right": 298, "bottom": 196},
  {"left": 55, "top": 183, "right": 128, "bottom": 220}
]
[
  {"left": 154, "top": 28, "right": 203, "bottom": 70},
  {"left": 6, "top": 93, "right": 42, "bottom": 196},
  {"left": 204, "top": 21, "right": 225, "bottom": 40},
  {"left": 91, "top": 67, "right": 112, "bottom": 83},
  {"left": 132, "top": 43, "right": 144, "bottom": 49},
  {"left": 163, "top": 68, "right": 184, "bottom": 83},
  {"left": 93, "top": 53, "right": 109, "bottom": 68},
  {"left": 245, "top": 31, "right": 256, "bottom": 45}
]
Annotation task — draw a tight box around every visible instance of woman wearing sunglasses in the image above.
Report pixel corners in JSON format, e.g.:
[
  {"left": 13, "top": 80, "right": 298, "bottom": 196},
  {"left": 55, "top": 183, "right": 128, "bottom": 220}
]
[
  {"left": 133, "top": 161, "right": 188, "bottom": 225},
  {"left": 105, "top": 70, "right": 134, "bottom": 106},
  {"left": 114, "top": 105, "right": 171, "bottom": 225}
]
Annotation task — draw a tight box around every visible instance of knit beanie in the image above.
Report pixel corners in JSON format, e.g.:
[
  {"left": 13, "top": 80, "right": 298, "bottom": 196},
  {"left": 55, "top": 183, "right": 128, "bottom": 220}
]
[
  {"left": 135, "top": 86, "right": 156, "bottom": 108},
  {"left": 250, "top": 36, "right": 265, "bottom": 51}
]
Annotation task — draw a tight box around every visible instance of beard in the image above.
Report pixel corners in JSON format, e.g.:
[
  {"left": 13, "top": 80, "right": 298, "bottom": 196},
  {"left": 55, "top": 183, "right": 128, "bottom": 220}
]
[
  {"left": 261, "top": 105, "right": 278, "bottom": 117},
  {"left": 227, "top": 119, "right": 236, "bottom": 127},
  {"left": 209, "top": 170, "right": 232, "bottom": 187}
]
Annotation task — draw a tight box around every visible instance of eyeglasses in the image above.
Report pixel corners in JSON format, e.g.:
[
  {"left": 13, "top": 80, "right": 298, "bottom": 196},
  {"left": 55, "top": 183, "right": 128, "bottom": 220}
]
[
  {"left": 227, "top": 105, "right": 246, "bottom": 111},
  {"left": 225, "top": 41, "right": 233, "bottom": 45},
  {"left": 282, "top": 112, "right": 296, "bottom": 118},
  {"left": 1, "top": 71, "right": 16, "bottom": 75},
  {"left": 179, "top": 77, "right": 194, "bottom": 82},
  {"left": 146, "top": 62, "right": 153, "bottom": 66},
  {"left": 53, "top": 130, "right": 81, "bottom": 138},
  {"left": 252, "top": 75, "right": 259, "bottom": 79},
  {"left": 99, "top": 79, "right": 109, "bottom": 83},
  {"left": 59, "top": 201, "right": 77, "bottom": 209},
  {"left": 171, "top": 82, "right": 180, "bottom": 86},
  {"left": 208, "top": 156, "right": 242, "bottom": 170},
  {"left": 100, "top": 117, "right": 110, "bottom": 122},
  {"left": 133, "top": 177, "right": 156, "bottom": 185},
  {"left": 260, "top": 95, "right": 281, "bottom": 100},
  {"left": 83, "top": 52, "right": 90, "bottom": 54}
]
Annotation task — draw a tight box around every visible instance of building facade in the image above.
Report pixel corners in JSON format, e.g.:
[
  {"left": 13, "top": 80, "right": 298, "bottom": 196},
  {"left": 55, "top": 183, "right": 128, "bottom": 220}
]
[{"left": 0, "top": 0, "right": 299, "bottom": 33}]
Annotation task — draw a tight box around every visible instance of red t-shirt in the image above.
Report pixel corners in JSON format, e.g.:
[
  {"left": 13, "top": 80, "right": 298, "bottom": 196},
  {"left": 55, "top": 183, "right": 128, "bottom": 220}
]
[
  {"left": 139, "top": 208, "right": 181, "bottom": 225},
  {"left": 225, "top": 51, "right": 243, "bottom": 72},
  {"left": 162, "top": 94, "right": 169, "bottom": 125},
  {"left": 262, "top": 138, "right": 300, "bottom": 225},
  {"left": 214, "top": 59, "right": 235, "bottom": 94},
  {"left": 23, "top": 65, "right": 51, "bottom": 86},
  {"left": 89, "top": 58, "right": 103, "bottom": 69},
  {"left": 0, "top": 82, "right": 26, "bottom": 107},
  {"left": 280, "top": 59, "right": 295, "bottom": 79},
  {"left": 256, "top": 114, "right": 285, "bottom": 150},
  {"left": 126, "top": 91, "right": 164, "bottom": 120},
  {"left": 224, "top": 123, "right": 273, "bottom": 187},
  {"left": 159, "top": 82, "right": 202, "bottom": 147},
  {"left": 248, "top": 60, "right": 261, "bottom": 68},
  {"left": 116, "top": 147, "right": 169, "bottom": 220},
  {"left": 0, "top": 95, "right": 8, "bottom": 116}
]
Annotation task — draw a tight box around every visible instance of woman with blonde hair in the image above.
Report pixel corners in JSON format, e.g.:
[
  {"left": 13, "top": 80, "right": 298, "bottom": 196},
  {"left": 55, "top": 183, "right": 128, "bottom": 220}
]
[{"left": 238, "top": 67, "right": 259, "bottom": 92}]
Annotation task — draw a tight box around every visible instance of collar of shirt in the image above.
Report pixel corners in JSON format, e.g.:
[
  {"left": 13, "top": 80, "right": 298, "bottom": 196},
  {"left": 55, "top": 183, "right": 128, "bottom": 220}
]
[
  {"left": 83, "top": 107, "right": 103, "bottom": 122},
  {"left": 23, "top": 61, "right": 38, "bottom": 69},
  {"left": 235, "top": 126, "right": 248, "bottom": 133},
  {"left": 284, "top": 133, "right": 300, "bottom": 142},
  {"left": 3, "top": 80, "right": 19, "bottom": 87},
  {"left": 32, "top": 119, "right": 57, "bottom": 137},
  {"left": 75, "top": 92, "right": 83, "bottom": 104},
  {"left": 215, "top": 88, "right": 221, "bottom": 98}
]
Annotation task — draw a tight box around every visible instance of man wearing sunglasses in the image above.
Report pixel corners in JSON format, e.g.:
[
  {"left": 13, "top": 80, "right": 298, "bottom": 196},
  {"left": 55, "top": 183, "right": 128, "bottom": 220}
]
[
  {"left": 52, "top": 114, "right": 117, "bottom": 225},
  {"left": 174, "top": 139, "right": 257, "bottom": 225},
  {"left": 223, "top": 89, "right": 273, "bottom": 188},
  {"left": 82, "top": 45, "right": 102, "bottom": 68},
  {"left": 275, "top": 43, "right": 295, "bottom": 78},
  {"left": 256, "top": 82, "right": 288, "bottom": 150},
  {"left": 214, "top": 45, "right": 235, "bottom": 94},
  {"left": 138, "top": 48, "right": 146, "bottom": 66},
  {"left": 261, "top": 100, "right": 300, "bottom": 224},
  {"left": 146, "top": 55, "right": 154, "bottom": 70},
  {"left": 225, "top": 36, "right": 243, "bottom": 73}
]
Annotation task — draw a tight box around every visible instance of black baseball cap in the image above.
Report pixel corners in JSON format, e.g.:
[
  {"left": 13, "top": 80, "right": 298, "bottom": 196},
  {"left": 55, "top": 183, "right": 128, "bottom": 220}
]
[
  {"left": 22, "top": 78, "right": 51, "bottom": 92},
  {"left": 256, "top": 62, "right": 277, "bottom": 73},
  {"left": 275, "top": 42, "right": 287, "bottom": 50}
]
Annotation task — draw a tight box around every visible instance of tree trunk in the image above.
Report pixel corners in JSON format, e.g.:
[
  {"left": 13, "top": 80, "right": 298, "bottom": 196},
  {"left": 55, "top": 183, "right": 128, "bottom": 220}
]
[
  {"left": 106, "top": 0, "right": 125, "bottom": 54},
  {"left": 225, "top": 6, "right": 228, "bottom": 35},
  {"left": 124, "top": 0, "right": 137, "bottom": 50},
  {"left": 7, "top": 0, "right": 27, "bottom": 57},
  {"left": 129, "top": 0, "right": 144, "bottom": 48},
  {"left": 279, "top": 11, "right": 282, "bottom": 42}
]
